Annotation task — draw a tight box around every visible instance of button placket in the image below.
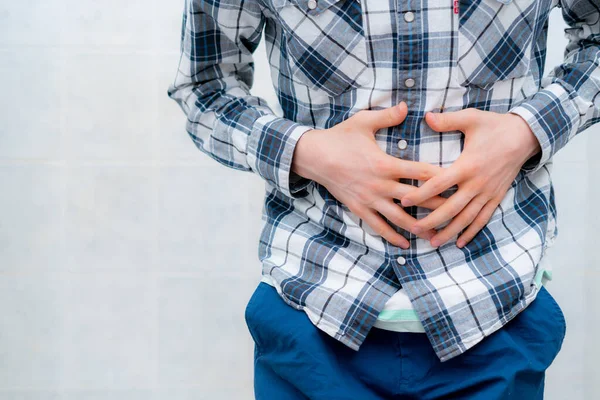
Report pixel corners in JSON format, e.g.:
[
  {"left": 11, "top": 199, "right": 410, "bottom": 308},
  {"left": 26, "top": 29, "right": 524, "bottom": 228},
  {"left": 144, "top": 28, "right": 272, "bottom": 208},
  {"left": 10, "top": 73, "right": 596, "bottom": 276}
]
[{"left": 396, "top": 1, "right": 421, "bottom": 109}]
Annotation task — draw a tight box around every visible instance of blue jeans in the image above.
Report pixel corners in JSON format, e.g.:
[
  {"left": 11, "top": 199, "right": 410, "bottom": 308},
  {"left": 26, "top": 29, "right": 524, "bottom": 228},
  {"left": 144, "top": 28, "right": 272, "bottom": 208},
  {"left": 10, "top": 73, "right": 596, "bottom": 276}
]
[{"left": 244, "top": 282, "right": 566, "bottom": 400}]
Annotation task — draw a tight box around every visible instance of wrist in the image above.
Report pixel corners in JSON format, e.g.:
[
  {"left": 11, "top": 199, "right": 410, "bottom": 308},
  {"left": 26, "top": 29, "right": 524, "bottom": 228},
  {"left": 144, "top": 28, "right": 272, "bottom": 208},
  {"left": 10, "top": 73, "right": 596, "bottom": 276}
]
[
  {"left": 291, "top": 129, "right": 324, "bottom": 182},
  {"left": 506, "top": 112, "right": 541, "bottom": 163}
]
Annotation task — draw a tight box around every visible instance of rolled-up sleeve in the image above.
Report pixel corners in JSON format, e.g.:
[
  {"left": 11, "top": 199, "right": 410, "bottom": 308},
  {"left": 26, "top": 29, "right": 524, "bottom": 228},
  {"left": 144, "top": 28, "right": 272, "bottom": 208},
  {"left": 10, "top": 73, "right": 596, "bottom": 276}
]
[
  {"left": 508, "top": 0, "right": 600, "bottom": 174},
  {"left": 167, "top": 0, "right": 315, "bottom": 198}
]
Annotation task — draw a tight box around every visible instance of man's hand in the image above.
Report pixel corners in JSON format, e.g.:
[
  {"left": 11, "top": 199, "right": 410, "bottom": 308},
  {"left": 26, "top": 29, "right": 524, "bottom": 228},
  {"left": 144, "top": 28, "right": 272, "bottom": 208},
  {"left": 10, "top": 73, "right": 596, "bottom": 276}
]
[
  {"left": 291, "top": 102, "right": 447, "bottom": 249},
  {"left": 400, "top": 108, "right": 542, "bottom": 248}
]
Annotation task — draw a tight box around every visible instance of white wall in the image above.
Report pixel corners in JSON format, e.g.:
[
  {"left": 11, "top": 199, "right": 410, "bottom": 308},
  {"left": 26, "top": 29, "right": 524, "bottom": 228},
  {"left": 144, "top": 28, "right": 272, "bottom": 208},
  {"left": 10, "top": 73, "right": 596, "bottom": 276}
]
[{"left": 0, "top": 2, "right": 596, "bottom": 399}]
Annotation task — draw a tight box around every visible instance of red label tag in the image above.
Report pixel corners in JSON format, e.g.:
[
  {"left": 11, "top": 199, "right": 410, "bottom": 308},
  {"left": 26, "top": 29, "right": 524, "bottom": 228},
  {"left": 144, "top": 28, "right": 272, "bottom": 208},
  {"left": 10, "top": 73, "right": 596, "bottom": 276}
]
[{"left": 453, "top": 0, "right": 459, "bottom": 14}]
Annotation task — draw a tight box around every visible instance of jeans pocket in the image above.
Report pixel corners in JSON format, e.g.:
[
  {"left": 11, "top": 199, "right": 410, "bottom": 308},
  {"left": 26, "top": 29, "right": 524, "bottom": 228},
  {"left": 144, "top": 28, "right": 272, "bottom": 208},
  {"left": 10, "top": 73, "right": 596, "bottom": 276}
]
[{"left": 512, "top": 285, "right": 566, "bottom": 347}]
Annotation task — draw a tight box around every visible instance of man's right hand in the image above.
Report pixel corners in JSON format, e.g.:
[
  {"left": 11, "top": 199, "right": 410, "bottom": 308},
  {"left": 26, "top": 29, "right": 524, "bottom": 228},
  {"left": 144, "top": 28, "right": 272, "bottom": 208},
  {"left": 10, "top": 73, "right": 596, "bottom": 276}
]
[{"left": 291, "top": 102, "right": 445, "bottom": 249}]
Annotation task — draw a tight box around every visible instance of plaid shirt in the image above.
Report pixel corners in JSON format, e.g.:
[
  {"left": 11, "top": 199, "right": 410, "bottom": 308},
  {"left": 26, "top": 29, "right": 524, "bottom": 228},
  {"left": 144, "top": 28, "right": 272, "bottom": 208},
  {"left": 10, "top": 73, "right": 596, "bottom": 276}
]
[{"left": 168, "top": 0, "right": 600, "bottom": 362}]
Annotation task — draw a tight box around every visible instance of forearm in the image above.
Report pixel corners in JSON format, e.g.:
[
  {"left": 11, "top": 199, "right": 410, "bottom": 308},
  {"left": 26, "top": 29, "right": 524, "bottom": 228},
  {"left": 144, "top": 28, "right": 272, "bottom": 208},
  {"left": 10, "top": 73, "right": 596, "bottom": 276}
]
[
  {"left": 167, "top": 0, "right": 315, "bottom": 198},
  {"left": 508, "top": 0, "right": 600, "bottom": 174}
]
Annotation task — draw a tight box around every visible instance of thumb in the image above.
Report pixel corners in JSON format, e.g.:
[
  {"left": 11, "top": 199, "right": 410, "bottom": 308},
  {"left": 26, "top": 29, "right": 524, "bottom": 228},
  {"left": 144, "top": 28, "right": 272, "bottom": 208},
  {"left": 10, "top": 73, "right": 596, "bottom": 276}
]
[
  {"left": 425, "top": 109, "right": 477, "bottom": 133},
  {"left": 357, "top": 101, "right": 408, "bottom": 132}
]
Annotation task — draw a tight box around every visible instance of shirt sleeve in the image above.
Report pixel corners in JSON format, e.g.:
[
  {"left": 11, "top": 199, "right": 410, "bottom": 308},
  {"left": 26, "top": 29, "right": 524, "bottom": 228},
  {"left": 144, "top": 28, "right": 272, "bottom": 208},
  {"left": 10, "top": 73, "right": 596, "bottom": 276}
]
[
  {"left": 167, "top": 0, "right": 315, "bottom": 198},
  {"left": 508, "top": 0, "right": 600, "bottom": 175}
]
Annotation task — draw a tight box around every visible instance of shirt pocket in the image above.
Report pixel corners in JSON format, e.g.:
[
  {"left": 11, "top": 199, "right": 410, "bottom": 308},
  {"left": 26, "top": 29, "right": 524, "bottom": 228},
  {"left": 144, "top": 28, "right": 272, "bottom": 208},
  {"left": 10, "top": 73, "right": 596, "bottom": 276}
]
[
  {"left": 272, "top": 0, "right": 371, "bottom": 96},
  {"left": 456, "top": 0, "right": 542, "bottom": 88}
]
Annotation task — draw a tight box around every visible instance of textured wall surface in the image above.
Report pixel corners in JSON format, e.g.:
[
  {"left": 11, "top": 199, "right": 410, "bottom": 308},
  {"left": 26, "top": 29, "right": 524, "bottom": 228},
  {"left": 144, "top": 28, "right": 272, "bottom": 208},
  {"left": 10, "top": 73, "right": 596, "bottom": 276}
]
[{"left": 0, "top": 2, "right": 596, "bottom": 399}]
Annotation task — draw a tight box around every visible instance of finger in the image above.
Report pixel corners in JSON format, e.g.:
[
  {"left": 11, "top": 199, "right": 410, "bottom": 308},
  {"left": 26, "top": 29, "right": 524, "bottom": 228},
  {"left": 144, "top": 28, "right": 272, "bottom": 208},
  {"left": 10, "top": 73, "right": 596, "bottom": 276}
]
[
  {"left": 382, "top": 181, "right": 447, "bottom": 210},
  {"left": 387, "top": 158, "right": 444, "bottom": 181},
  {"left": 361, "top": 208, "right": 410, "bottom": 249},
  {"left": 456, "top": 198, "right": 501, "bottom": 248},
  {"left": 428, "top": 194, "right": 488, "bottom": 247},
  {"left": 400, "top": 166, "right": 463, "bottom": 208},
  {"left": 418, "top": 196, "right": 447, "bottom": 211},
  {"left": 409, "top": 188, "right": 476, "bottom": 235},
  {"left": 357, "top": 102, "right": 409, "bottom": 132},
  {"left": 424, "top": 108, "right": 479, "bottom": 134},
  {"left": 375, "top": 199, "right": 437, "bottom": 241}
]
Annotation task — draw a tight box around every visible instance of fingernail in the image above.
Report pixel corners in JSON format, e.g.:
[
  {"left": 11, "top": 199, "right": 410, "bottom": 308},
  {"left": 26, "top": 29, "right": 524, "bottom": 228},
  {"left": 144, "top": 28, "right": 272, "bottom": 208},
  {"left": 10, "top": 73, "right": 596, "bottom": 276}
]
[
  {"left": 430, "top": 238, "right": 440, "bottom": 247},
  {"left": 457, "top": 240, "right": 465, "bottom": 248},
  {"left": 402, "top": 198, "right": 413, "bottom": 207},
  {"left": 412, "top": 225, "right": 423, "bottom": 234}
]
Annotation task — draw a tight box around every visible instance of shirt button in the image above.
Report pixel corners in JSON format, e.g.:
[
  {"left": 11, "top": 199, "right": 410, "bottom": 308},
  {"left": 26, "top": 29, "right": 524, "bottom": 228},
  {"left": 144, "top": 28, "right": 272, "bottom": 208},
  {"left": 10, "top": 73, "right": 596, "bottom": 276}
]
[
  {"left": 404, "top": 11, "right": 415, "bottom": 23},
  {"left": 405, "top": 78, "right": 415, "bottom": 88},
  {"left": 307, "top": 0, "right": 317, "bottom": 10},
  {"left": 397, "top": 139, "right": 408, "bottom": 150},
  {"left": 396, "top": 256, "right": 406, "bottom": 265}
]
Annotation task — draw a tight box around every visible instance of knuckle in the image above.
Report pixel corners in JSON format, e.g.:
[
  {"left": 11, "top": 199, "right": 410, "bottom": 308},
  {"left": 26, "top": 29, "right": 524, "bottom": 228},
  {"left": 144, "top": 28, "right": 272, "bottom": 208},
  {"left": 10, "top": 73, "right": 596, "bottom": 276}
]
[
  {"left": 415, "top": 166, "right": 433, "bottom": 181},
  {"left": 466, "top": 204, "right": 482, "bottom": 219},
  {"left": 461, "top": 225, "right": 477, "bottom": 237},
  {"left": 463, "top": 108, "right": 480, "bottom": 121},
  {"left": 449, "top": 167, "right": 465, "bottom": 182},
  {"left": 492, "top": 193, "right": 505, "bottom": 204},
  {"left": 385, "top": 231, "right": 401, "bottom": 244},
  {"left": 469, "top": 162, "right": 485, "bottom": 177},
  {"left": 465, "top": 212, "right": 479, "bottom": 227},
  {"left": 477, "top": 194, "right": 493, "bottom": 207},
  {"left": 426, "top": 165, "right": 442, "bottom": 179},
  {"left": 460, "top": 234, "right": 473, "bottom": 245},
  {"left": 385, "top": 210, "right": 402, "bottom": 226},
  {"left": 472, "top": 215, "right": 488, "bottom": 227},
  {"left": 376, "top": 225, "right": 387, "bottom": 237},
  {"left": 373, "top": 157, "right": 392, "bottom": 173},
  {"left": 438, "top": 113, "right": 449, "bottom": 127},
  {"left": 356, "top": 190, "right": 373, "bottom": 205},
  {"left": 385, "top": 109, "right": 397, "bottom": 124},
  {"left": 416, "top": 171, "right": 430, "bottom": 181},
  {"left": 354, "top": 109, "right": 368, "bottom": 120},
  {"left": 469, "top": 173, "right": 487, "bottom": 187},
  {"left": 463, "top": 108, "right": 477, "bottom": 117},
  {"left": 417, "top": 165, "right": 440, "bottom": 181},
  {"left": 450, "top": 203, "right": 464, "bottom": 216},
  {"left": 364, "top": 179, "right": 379, "bottom": 193}
]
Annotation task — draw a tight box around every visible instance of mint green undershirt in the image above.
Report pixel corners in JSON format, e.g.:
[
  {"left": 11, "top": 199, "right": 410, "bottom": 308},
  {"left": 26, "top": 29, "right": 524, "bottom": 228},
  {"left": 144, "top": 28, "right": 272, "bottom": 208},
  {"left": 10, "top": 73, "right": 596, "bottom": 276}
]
[
  {"left": 373, "top": 268, "right": 553, "bottom": 332},
  {"left": 260, "top": 266, "right": 553, "bottom": 333}
]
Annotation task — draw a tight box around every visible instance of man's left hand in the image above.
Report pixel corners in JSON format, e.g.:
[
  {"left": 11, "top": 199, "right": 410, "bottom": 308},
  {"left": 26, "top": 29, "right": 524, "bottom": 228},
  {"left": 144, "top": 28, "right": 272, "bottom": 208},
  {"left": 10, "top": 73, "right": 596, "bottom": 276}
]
[{"left": 400, "top": 108, "right": 542, "bottom": 248}]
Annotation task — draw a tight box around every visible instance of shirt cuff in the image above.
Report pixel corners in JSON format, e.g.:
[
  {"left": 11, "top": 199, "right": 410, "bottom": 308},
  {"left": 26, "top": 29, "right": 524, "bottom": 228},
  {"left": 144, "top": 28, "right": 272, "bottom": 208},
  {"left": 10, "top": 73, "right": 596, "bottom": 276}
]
[
  {"left": 246, "top": 114, "right": 315, "bottom": 198},
  {"left": 507, "top": 82, "right": 580, "bottom": 175}
]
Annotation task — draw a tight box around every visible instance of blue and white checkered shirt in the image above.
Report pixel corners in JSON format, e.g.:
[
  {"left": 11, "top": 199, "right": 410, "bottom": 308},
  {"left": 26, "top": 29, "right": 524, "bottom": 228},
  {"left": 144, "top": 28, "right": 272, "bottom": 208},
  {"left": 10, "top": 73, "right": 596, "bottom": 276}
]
[{"left": 168, "top": 0, "right": 600, "bottom": 361}]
